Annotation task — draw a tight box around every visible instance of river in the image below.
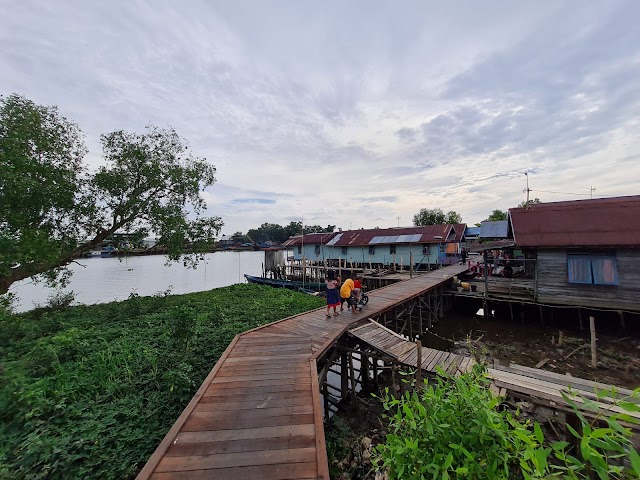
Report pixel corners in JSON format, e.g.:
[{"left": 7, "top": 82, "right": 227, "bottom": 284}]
[{"left": 9, "top": 251, "right": 266, "bottom": 313}]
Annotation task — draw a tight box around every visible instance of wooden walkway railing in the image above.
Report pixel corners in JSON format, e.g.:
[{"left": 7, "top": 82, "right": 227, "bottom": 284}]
[{"left": 137, "top": 264, "right": 469, "bottom": 479}]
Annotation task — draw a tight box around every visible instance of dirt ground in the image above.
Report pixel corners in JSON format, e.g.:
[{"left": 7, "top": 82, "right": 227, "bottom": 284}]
[{"left": 434, "top": 305, "right": 640, "bottom": 390}]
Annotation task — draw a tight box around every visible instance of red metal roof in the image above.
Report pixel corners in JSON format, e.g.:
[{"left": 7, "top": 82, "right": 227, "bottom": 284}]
[
  {"left": 281, "top": 232, "right": 338, "bottom": 247},
  {"left": 450, "top": 224, "right": 467, "bottom": 243},
  {"left": 329, "top": 225, "right": 453, "bottom": 246},
  {"left": 509, "top": 196, "right": 640, "bottom": 247}
]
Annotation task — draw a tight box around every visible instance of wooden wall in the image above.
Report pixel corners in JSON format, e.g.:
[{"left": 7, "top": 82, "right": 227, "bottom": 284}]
[{"left": 536, "top": 249, "right": 640, "bottom": 311}]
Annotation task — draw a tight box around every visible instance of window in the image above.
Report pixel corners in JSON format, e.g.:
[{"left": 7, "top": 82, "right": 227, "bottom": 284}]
[
  {"left": 297, "top": 246, "right": 301, "bottom": 254},
  {"left": 341, "top": 246, "right": 348, "bottom": 255},
  {"left": 567, "top": 254, "right": 618, "bottom": 285},
  {"left": 390, "top": 245, "right": 396, "bottom": 254},
  {"left": 368, "top": 246, "right": 375, "bottom": 255},
  {"left": 314, "top": 245, "right": 320, "bottom": 255},
  {"left": 422, "top": 245, "right": 429, "bottom": 255}
]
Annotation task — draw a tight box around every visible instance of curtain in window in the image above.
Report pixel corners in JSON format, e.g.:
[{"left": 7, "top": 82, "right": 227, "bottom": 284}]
[
  {"left": 591, "top": 256, "right": 619, "bottom": 285},
  {"left": 567, "top": 256, "right": 592, "bottom": 284}
]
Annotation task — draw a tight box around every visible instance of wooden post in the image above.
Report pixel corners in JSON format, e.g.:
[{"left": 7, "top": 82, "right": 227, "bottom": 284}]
[
  {"left": 391, "top": 365, "right": 398, "bottom": 396},
  {"left": 590, "top": 316, "right": 597, "bottom": 368},
  {"left": 539, "top": 305, "right": 544, "bottom": 327},
  {"left": 400, "top": 255, "right": 403, "bottom": 272},
  {"left": 578, "top": 308, "right": 583, "bottom": 331},
  {"left": 340, "top": 353, "right": 348, "bottom": 399},
  {"left": 410, "top": 248, "right": 414, "bottom": 278},
  {"left": 558, "top": 331, "right": 564, "bottom": 346},
  {"left": 338, "top": 256, "right": 342, "bottom": 280},
  {"left": 508, "top": 302, "right": 514, "bottom": 322},
  {"left": 416, "top": 340, "right": 423, "bottom": 386},
  {"left": 619, "top": 310, "right": 626, "bottom": 330},
  {"left": 373, "top": 359, "right": 379, "bottom": 390},
  {"left": 362, "top": 354, "right": 370, "bottom": 393},
  {"left": 348, "top": 353, "right": 357, "bottom": 408}
]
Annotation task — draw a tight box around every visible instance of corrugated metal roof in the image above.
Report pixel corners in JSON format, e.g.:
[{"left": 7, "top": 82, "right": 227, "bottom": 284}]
[
  {"left": 330, "top": 225, "right": 453, "bottom": 246},
  {"left": 281, "top": 232, "right": 338, "bottom": 247},
  {"left": 509, "top": 195, "right": 640, "bottom": 247},
  {"left": 480, "top": 220, "right": 509, "bottom": 238},
  {"left": 451, "top": 224, "right": 467, "bottom": 243},
  {"left": 465, "top": 226, "right": 481, "bottom": 237}
]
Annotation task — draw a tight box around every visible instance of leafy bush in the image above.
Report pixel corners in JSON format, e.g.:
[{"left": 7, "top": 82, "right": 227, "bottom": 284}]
[
  {"left": 373, "top": 366, "right": 640, "bottom": 479},
  {"left": 374, "top": 365, "right": 549, "bottom": 479},
  {"left": 0, "top": 284, "right": 323, "bottom": 479}
]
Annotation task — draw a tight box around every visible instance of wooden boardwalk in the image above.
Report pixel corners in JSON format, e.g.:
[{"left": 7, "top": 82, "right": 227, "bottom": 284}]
[
  {"left": 137, "top": 264, "right": 469, "bottom": 479},
  {"left": 349, "top": 320, "right": 476, "bottom": 376}
]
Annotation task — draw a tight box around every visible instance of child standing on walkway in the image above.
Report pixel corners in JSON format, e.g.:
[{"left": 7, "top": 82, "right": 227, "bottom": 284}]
[{"left": 325, "top": 271, "right": 340, "bottom": 318}]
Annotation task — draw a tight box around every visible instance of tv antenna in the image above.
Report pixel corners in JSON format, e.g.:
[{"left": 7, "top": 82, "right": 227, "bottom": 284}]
[
  {"left": 589, "top": 186, "right": 596, "bottom": 199},
  {"left": 523, "top": 172, "right": 531, "bottom": 205},
  {"left": 396, "top": 216, "right": 400, "bottom": 227}
]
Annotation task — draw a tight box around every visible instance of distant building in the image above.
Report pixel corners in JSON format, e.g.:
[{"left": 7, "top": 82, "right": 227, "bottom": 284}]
[{"left": 219, "top": 235, "right": 234, "bottom": 248}]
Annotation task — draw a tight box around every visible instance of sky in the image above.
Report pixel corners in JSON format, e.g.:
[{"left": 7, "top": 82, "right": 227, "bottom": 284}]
[{"left": 2, "top": 0, "right": 639, "bottom": 236}]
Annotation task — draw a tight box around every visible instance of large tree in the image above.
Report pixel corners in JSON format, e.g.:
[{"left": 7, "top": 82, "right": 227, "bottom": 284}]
[
  {"left": 0, "top": 94, "right": 222, "bottom": 294},
  {"left": 412, "top": 208, "right": 462, "bottom": 226},
  {"left": 483, "top": 209, "right": 508, "bottom": 222}
]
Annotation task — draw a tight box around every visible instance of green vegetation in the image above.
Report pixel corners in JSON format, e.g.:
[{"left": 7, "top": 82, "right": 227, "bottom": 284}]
[
  {"left": 412, "top": 208, "right": 462, "bottom": 226},
  {"left": 374, "top": 366, "right": 640, "bottom": 479},
  {"left": 0, "top": 93, "right": 221, "bottom": 295},
  {"left": 0, "top": 284, "right": 323, "bottom": 479},
  {"left": 246, "top": 221, "right": 335, "bottom": 244}
]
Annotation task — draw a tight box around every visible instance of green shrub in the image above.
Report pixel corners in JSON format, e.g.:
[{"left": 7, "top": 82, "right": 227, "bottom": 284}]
[
  {"left": 0, "top": 284, "right": 323, "bottom": 479},
  {"left": 373, "top": 366, "right": 640, "bottom": 479}
]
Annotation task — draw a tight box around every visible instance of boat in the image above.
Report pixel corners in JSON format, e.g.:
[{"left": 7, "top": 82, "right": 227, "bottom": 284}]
[{"left": 244, "top": 274, "right": 325, "bottom": 292}]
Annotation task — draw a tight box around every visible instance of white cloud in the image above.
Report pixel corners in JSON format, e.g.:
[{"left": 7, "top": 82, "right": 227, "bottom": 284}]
[{"left": 2, "top": 0, "right": 639, "bottom": 233}]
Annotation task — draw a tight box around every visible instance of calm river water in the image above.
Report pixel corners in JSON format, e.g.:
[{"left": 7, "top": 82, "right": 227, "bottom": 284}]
[{"left": 9, "top": 251, "right": 265, "bottom": 313}]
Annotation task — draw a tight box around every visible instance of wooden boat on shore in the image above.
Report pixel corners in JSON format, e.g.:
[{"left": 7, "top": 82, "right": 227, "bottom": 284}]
[{"left": 244, "top": 274, "right": 324, "bottom": 292}]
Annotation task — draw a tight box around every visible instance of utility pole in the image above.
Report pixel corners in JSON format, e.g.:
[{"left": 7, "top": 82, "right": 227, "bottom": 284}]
[
  {"left": 523, "top": 172, "right": 531, "bottom": 206},
  {"left": 397, "top": 216, "right": 400, "bottom": 227},
  {"left": 589, "top": 186, "right": 596, "bottom": 199}
]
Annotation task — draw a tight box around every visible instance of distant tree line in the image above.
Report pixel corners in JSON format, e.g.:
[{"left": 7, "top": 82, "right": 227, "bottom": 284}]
[
  {"left": 412, "top": 208, "right": 462, "bottom": 226},
  {"left": 244, "top": 222, "right": 335, "bottom": 244}
]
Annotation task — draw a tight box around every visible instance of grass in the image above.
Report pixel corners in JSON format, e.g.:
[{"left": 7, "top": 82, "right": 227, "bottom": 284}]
[{"left": 0, "top": 284, "right": 324, "bottom": 479}]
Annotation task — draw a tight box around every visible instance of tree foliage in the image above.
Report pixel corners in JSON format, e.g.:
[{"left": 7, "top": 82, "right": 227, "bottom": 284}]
[
  {"left": 0, "top": 94, "right": 222, "bottom": 294},
  {"left": 412, "top": 208, "right": 462, "bottom": 226},
  {"left": 483, "top": 209, "right": 508, "bottom": 222},
  {"left": 518, "top": 198, "right": 542, "bottom": 208},
  {"left": 246, "top": 222, "right": 334, "bottom": 244}
]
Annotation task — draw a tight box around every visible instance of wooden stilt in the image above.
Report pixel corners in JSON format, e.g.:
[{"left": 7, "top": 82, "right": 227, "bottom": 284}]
[
  {"left": 416, "top": 340, "right": 423, "bottom": 386},
  {"left": 578, "top": 308, "right": 583, "bottom": 331},
  {"left": 348, "top": 353, "right": 357, "bottom": 408},
  {"left": 619, "top": 310, "right": 626, "bottom": 330},
  {"left": 590, "top": 316, "right": 597, "bottom": 368},
  {"left": 539, "top": 305, "right": 544, "bottom": 327},
  {"left": 340, "top": 353, "right": 348, "bottom": 399}
]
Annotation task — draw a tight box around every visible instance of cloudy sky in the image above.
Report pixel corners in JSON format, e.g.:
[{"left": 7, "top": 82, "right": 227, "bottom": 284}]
[{"left": 2, "top": 0, "right": 639, "bottom": 235}]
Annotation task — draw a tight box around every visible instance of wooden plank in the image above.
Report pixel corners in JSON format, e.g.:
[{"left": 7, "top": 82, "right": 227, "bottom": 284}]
[
  {"left": 203, "top": 383, "right": 312, "bottom": 397},
  {"left": 166, "top": 434, "right": 316, "bottom": 457},
  {"left": 215, "top": 365, "right": 310, "bottom": 377},
  {"left": 155, "top": 447, "right": 317, "bottom": 472},
  {"left": 182, "top": 413, "right": 316, "bottom": 432},
  {"left": 200, "top": 389, "right": 310, "bottom": 404},
  {"left": 507, "top": 363, "right": 635, "bottom": 396},
  {"left": 176, "top": 424, "right": 315, "bottom": 443},
  {"left": 310, "top": 358, "right": 330, "bottom": 480},
  {"left": 224, "top": 354, "right": 310, "bottom": 364},
  {"left": 150, "top": 462, "right": 318, "bottom": 479},
  {"left": 195, "top": 395, "right": 311, "bottom": 412},
  {"left": 189, "top": 404, "right": 313, "bottom": 421},
  {"left": 426, "top": 351, "right": 447, "bottom": 371}
]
